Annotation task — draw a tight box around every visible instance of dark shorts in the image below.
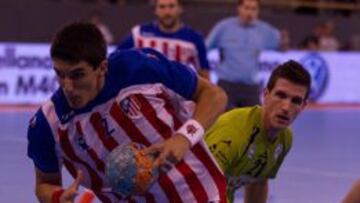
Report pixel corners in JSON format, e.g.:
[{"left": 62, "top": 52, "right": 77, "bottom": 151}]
[{"left": 218, "top": 79, "right": 260, "bottom": 110}]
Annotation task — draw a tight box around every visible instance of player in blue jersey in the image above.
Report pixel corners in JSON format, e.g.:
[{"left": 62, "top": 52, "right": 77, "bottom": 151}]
[
  {"left": 27, "top": 22, "right": 227, "bottom": 203},
  {"left": 117, "top": 0, "right": 210, "bottom": 79}
]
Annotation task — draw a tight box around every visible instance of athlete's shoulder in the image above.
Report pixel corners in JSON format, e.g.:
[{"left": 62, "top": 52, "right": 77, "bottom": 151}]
[
  {"left": 281, "top": 127, "right": 293, "bottom": 149},
  {"left": 181, "top": 25, "right": 203, "bottom": 37},
  {"left": 219, "top": 106, "right": 259, "bottom": 123},
  {"left": 216, "top": 16, "right": 238, "bottom": 27},
  {"left": 256, "top": 19, "right": 279, "bottom": 32},
  {"left": 134, "top": 22, "right": 158, "bottom": 34},
  {"left": 28, "top": 107, "right": 51, "bottom": 131},
  {"left": 109, "top": 49, "right": 144, "bottom": 67}
]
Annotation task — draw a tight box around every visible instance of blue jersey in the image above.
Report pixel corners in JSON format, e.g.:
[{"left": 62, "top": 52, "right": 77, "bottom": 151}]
[
  {"left": 117, "top": 22, "right": 210, "bottom": 72},
  {"left": 27, "top": 48, "right": 226, "bottom": 203}
]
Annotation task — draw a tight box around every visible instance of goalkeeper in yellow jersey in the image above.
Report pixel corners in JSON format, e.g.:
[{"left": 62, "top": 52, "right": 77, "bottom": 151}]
[{"left": 205, "top": 60, "right": 311, "bottom": 203}]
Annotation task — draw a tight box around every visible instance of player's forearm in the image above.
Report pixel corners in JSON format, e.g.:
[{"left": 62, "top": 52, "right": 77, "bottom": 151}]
[
  {"left": 36, "top": 183, "right": 62, "bottom": 203},
  {"left": 244, "top": 180, "right": 268, "bottom": 203},
  {"left": 192, "top": 82, "right": 227, "bottom": 130},
  {"left": 35, "top": 168, "right": 63, "bottom": 203},
  {"left": 342, "top": 180, "right": 360, "bottom": 203}
]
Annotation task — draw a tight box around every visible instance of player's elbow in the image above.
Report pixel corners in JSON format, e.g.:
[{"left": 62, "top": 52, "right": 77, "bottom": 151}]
[{"left": 212, "top": 85, "right": 228, "bottom": 113}]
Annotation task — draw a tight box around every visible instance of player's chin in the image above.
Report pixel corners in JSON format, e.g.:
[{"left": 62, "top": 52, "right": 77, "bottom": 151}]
[
  {"left": 67, "top": 97, "right": 86, "bottom": 109},
  {"left": 273, "top": 119, "right": 290, "bottom": 129},
  {"left": 160, "top": 19, "right": 176, "bottom": 28}
]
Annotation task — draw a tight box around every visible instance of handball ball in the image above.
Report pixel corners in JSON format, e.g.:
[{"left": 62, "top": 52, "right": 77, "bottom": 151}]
[{"left": 105, "top": 143, "right": 159, "bottom": 196}]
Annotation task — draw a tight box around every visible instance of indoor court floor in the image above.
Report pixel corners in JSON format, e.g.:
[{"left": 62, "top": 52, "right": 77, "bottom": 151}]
[{"left": 0, "top": 107, "right": 359, "bottom": 203}]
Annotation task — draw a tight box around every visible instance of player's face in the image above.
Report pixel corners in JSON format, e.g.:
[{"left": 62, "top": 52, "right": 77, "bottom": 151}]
[
  {"left": 53, "top": 59, "right": 107, "bottom": 109},
  {"left": 237, "top": 0, "right": 259, "bottom": 24},
  {"left": 155, "top": 0, "right": 182, "bottom": 30},
  {"left": 263, "top": 78, "right": 307, "bottom": 130}
]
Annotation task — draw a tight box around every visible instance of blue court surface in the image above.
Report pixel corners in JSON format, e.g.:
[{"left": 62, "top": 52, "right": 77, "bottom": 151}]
[{"left": 0, "top": 108, "right": 359, "bottom": 203}]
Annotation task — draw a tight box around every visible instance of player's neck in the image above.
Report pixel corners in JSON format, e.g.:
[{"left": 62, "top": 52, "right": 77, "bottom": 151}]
[
  {"left": 261, "top": 112, "right": 280, "bottom": 142},
  {"left": 266, "top": 129, "right": 279, "bottom": 142}
]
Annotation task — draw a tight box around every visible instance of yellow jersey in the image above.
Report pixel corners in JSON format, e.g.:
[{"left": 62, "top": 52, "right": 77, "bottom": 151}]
[{"left": 205, "top": 106, "right": 293, "bottom": 202}]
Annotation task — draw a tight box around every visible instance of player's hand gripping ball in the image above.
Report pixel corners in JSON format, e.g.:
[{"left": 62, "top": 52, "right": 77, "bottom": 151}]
[{"left": 105, "top": 143, "right": 159, "bottom": 196}]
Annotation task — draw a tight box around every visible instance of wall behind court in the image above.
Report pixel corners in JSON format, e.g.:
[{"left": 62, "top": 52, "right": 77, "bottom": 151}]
[{"left": 0, "top": 0, "right": 359, "bottom": 48}]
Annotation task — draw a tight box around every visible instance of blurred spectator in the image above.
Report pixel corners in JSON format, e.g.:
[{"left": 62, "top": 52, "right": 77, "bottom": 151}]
[
  {"left": 300, "top": 21, "right": 340, "bottom": 51},
  {"left": 318, "top": 20, "right": 340, "bottom": 51},
  {"left": 117, "top": 0, "right": 210, "bottom": 79},
  {"left": 300, "top": 35, "right": 319, "bottom": 51},
  {"left": 206, "top": 0, "right": 289, "bottom": 110},
  {"left": 89, "top": 11, "right": 114, "bottom": 45}
]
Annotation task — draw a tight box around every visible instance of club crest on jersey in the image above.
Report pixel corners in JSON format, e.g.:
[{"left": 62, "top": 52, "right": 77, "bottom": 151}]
[
  {"left": 120, "top": 96, "right": 142, "bottom": 119},
  {"left": 274, "top": 143, "right": 283, "bottom": 160},
  {"left": 77, "top": 136, "right": 89, "bottom": 151}
]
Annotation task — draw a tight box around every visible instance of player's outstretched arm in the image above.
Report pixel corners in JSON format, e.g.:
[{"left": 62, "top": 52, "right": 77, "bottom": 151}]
[
  {"left": 191, "top": 76, "right": 227, "bottom": 130},
  {"left": 244, "top": 180, "right": 269, "bottom": 203},
  {"left": 35, "top": 168, "right": 83, "bottom": 203},
  {"left": 145, "top": 76, "right": 227, "bottom": 167},
  {"left": 342, "top": 180, "right": 360, "bottom": 203}
]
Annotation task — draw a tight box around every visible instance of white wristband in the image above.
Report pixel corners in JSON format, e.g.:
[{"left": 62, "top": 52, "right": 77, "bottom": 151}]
[{"left": 176, "top": 119, "right": 204, "bottom": 147}]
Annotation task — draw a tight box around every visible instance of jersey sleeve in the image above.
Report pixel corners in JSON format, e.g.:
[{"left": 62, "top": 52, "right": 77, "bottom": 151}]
[
  {"left": 116, "top": 33, "right": 135, "bottom": 50},
  {"left": 27, "top": 109, "right": 60, "bottom": 173},
  {"left": 268, "top": 131, "right": 293, "bottom": 178}
]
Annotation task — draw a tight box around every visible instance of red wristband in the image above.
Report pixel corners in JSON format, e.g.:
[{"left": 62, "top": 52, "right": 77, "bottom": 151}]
[{"left": 51, "top": 189, "right": 64, "bottom": 203}]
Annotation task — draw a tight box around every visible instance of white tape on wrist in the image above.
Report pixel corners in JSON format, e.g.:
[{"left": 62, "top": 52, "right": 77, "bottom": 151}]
[{"left": 176, "top": 119, "right": 204, "bottom": 146}]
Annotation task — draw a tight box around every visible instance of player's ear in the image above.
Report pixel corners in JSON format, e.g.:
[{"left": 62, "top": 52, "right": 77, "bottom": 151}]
[
  {"left": 263, "top": 88, "right": 270, "bottom": 104},
  {"left": 263, "top": 88, "right": 269, "bottom": 97},
  {"left": 98, "top": 60, "right": 108, "bottom": 76}
]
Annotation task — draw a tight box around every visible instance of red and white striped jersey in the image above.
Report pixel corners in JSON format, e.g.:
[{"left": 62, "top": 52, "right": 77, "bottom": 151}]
[
  {"left": 117, "top": 23, "right": 210, "bottom": 73},
  {"left": 28, "top": 49, "right": 226, "bottom": 203}
]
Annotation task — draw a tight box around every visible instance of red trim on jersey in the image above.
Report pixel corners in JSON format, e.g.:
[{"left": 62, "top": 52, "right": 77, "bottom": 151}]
[
  {"left": 139, "top": 93, "right": 208, "bottom": 202},
  {"left": 110, "top": 103, "right": 151, "bottom": 146},
  {"left": 63, "top": 158, "right": 77, "bottom": 178},
  {"left": 58, "top": 129, "right": 112, "bottom": 203},
  {"left": 158, "top": 174, "right": 183, "bottom": 203},
  {"left": 158, "top": 93, "right": 227, "bottom": 203},
  {"left": 150, "top": 40, "right": 156, "bottom": 48},
  {"left": 192, "top": 145, "right": 227, "bottom": 203},
  {"left": 157, "top": 93, "right": 182, "bottom": 130},
  {"left": 138, "top": 39, "right": 144, "bottom": 48},
  {"left": 134, "top": 94, "right": 172, "bottom": 139},
  {"left": 110, "top": 102, "right": 182, "bottom": 203},
  {"left": 90, "top": 112, "right": 119, "bottom": 151},
  {"left": 175, "top": 161, "right": 208, "bottom": 202},
  {"left": 76, "top": 122, "right": 106, "bottom": 172},
  {"left": 175, "top": 45, "right": 181, "bottom": 62},
  {"left": 143, "top": 193, "right": 156, "bottom": 203}
]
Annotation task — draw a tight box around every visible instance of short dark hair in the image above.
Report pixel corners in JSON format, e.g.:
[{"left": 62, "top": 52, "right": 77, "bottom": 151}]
[
  {"left": 237, "top": 0, "right": 260, "bottom": 5},
  {"left": 50, "top": 22, "right": 106, "bottom": 69},
  {"left": 267, "top": 60, "right": 311, "bottom": 100},
  {"left": 154, "top": 0, "right": 182, "bottom": 6}
]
